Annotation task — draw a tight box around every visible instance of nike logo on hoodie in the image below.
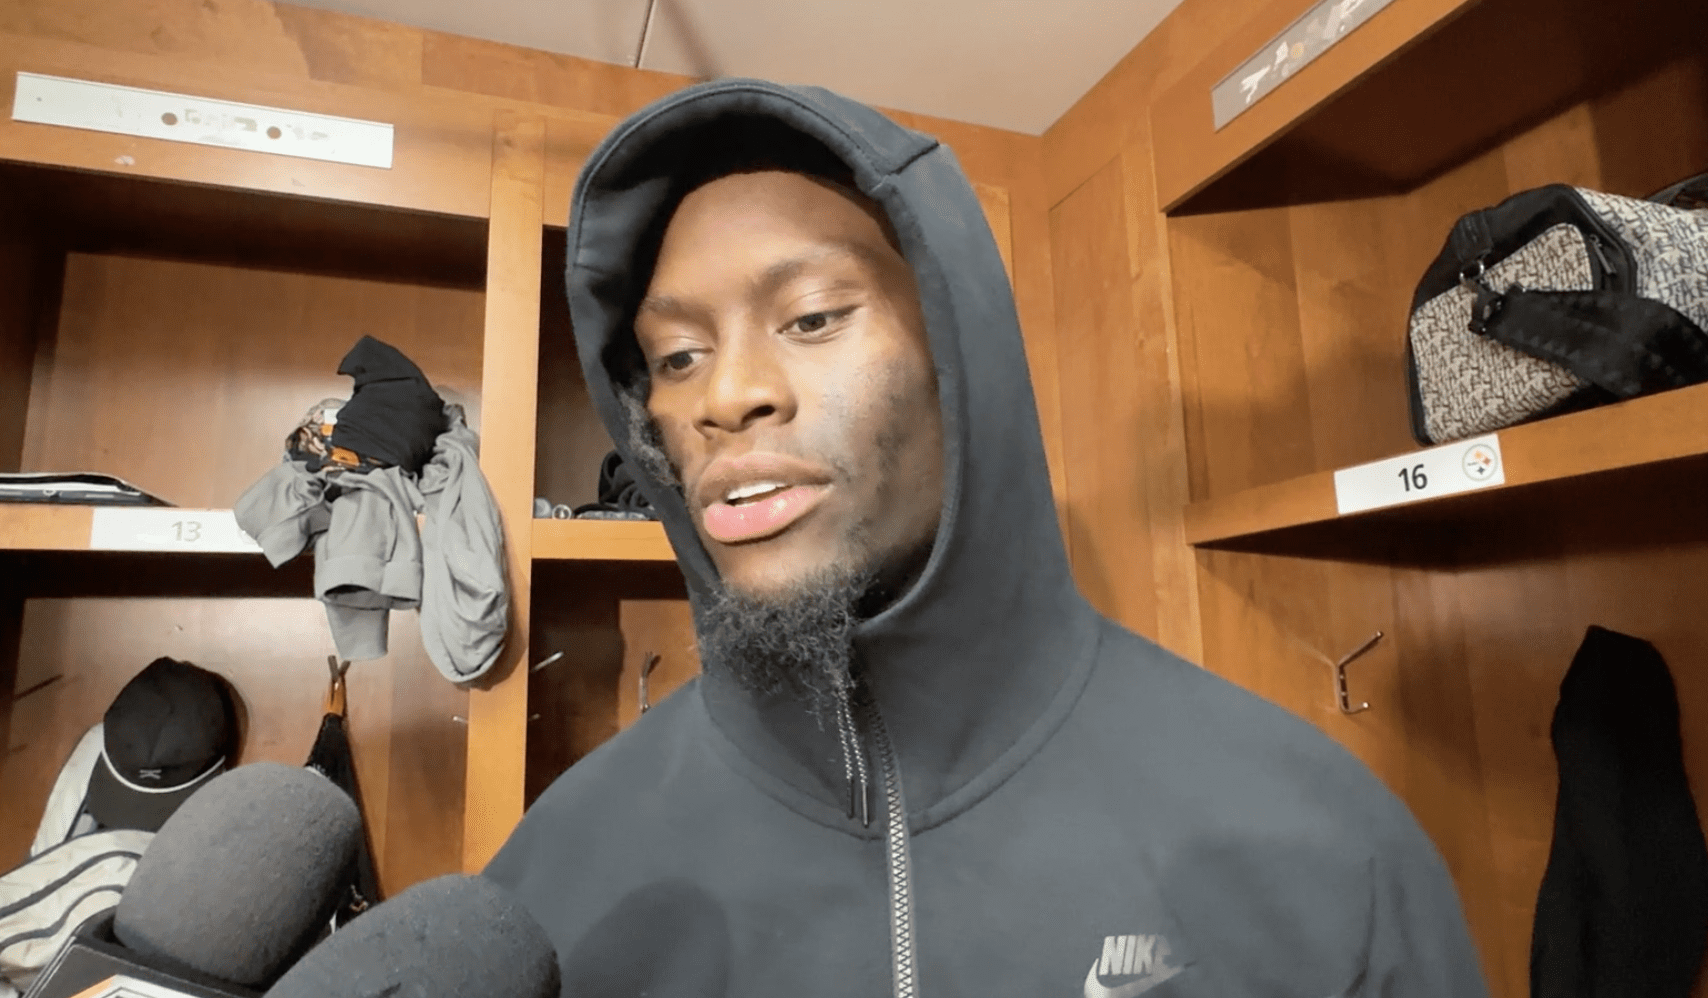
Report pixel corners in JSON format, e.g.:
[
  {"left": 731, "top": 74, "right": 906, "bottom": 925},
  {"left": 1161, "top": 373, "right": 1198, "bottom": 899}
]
[{"left": 1084, "top": 934, "right": 1185, "bottom": 997}]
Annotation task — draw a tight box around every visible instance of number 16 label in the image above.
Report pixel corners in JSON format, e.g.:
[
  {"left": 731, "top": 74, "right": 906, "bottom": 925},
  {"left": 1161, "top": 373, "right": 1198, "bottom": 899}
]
[{"left": 1333, "top": 433, "right": 1505, "bottom": 515}]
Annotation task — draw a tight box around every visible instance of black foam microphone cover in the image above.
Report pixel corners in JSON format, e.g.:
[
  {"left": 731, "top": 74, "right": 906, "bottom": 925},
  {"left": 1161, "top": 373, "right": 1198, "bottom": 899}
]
[
  {"left": 113, "top": 762, "right": 361, "bottom": 988},
  {"left": 263, "top": 874, "right": 560, "bottom": 998}
]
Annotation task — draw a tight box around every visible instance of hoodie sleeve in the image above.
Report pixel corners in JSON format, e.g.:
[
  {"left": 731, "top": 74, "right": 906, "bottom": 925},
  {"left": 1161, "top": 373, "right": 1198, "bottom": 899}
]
[
  {"left": 413, "top": 408, "right": 509, "bottom": 682},
  {"left": 1361, "top": 824, "right": 1491, "bottom": 998},
  {"left": 234, "top": 461, "right": 329, "bottom": 567}
]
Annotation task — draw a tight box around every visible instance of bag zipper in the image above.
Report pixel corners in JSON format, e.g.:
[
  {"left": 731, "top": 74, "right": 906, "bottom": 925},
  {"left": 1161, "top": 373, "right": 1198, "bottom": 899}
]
[
  {"left": 1586, "top": 233, "right": 1617, "bottom": 288},
  {"left": 1563, "top": 186, "right": 1635, "bottom": 292}
]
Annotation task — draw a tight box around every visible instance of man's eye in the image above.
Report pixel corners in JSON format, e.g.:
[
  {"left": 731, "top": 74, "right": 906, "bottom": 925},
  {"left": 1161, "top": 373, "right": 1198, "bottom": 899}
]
[
  {"left": 787, "top": 307, "right": 854, "bottom": 337},
  {"left": 657, "top": 350, "right": 697, "bottom": 373}
]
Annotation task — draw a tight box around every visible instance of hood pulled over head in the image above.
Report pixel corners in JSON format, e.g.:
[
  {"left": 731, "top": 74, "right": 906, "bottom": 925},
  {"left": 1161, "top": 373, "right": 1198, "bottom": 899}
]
[{"left": 564, "top": 79, "right": 1095, "bottom": 824}]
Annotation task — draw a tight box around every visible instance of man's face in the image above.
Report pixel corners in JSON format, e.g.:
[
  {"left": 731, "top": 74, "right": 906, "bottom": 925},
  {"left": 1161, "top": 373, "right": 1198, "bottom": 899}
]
[{"left": 633, "top": 170, "right": 943, "bottom": 601}]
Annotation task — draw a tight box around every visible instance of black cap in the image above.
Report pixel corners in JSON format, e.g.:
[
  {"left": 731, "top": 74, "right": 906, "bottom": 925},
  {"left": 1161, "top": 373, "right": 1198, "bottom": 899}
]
[{"left": 86, "top": 657, "right": 240, "bottom": 832}]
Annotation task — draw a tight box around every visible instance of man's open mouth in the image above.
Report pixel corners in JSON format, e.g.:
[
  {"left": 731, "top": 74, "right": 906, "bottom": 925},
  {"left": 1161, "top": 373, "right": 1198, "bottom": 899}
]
[{"left": 702, "top": 484, "right": 829, "bottom": 544}]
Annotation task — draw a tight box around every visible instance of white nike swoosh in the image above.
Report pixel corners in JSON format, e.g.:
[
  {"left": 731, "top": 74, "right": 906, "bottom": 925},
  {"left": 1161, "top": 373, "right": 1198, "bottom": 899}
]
[{"left": 1083, "top": 961, "right": 1185, "bottom": 998}]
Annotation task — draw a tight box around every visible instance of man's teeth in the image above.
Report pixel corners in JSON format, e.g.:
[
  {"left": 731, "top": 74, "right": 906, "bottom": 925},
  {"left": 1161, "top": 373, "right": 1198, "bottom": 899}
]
[{"left": 725, "top": 481, "right": 788, "bottom": 503}]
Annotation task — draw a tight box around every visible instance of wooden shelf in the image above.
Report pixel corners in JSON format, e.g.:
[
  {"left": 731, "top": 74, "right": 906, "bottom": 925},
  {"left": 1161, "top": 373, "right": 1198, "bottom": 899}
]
[
  {"left": 531, "top": 518, "right": 675, "bottom": 562},
  {"left": 1152, "top": 0, "right": 1695, "bottom": 213},
  {"left": 0, "top": 160, "right": 488, "bottom": 290},
  {"left": 0, "top": 504, "right": 262, "bottom": 553},
  {"left": 0, "top": 506, "right": 317, "bottom": 598},
  {"left": 0, "top": 503, "right": 96, "bottom": 550},
  {"left": 1185, "top": 382, "right": 1708, "bottom": 549},
  {"left": 1151, "top": 0, "right": 1469, "bottom": 210}
]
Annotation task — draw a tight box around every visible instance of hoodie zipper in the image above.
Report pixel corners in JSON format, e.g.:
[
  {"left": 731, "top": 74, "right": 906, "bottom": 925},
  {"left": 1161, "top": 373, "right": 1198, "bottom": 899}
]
[
  {"left": 836, "top": 690, "right": 920, "bottom": 998},
  {"left": 870, "top": 707, "right": 919, "bottom": 998}
]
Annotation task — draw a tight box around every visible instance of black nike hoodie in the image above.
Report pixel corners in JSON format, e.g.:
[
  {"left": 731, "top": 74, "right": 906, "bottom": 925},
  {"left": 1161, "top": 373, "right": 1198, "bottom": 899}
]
[{"left": 484, "top": 79, "right": 1490, "bottom": 998}]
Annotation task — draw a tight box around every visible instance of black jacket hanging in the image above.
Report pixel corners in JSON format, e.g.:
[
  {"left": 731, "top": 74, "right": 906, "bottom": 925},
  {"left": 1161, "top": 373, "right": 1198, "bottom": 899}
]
[
  {"left": 305, "top": 657, "right": 382, "bottom": 929},
  {"left": 1532, "top": 625, "right": 1708, "bottom": 998}
]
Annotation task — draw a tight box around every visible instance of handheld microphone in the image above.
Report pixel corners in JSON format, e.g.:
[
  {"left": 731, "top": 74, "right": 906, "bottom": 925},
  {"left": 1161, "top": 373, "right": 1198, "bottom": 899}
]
[
  {"left": 262, "top": 875, "right": 560, "bottom": 998},
  {"left": 111, "top": 762, "right": 361, "bottom": 989}
]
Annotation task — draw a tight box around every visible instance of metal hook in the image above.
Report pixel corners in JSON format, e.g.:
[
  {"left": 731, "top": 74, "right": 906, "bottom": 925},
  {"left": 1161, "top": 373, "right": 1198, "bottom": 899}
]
[
  {"left": 638, "top": 651, "right": 662, "bottom": 715},
  {"left": 325, "top": 655, "right": 350, "bottom": 717},
  {"left": 531, "top": 651, "right": 565, "bottom": 673},
  {"left": 1332, "top": 631, "right": 1384, "bottom": 715},
  {"left": 13, "top": 674, "right": 63, "bottom": 701}
]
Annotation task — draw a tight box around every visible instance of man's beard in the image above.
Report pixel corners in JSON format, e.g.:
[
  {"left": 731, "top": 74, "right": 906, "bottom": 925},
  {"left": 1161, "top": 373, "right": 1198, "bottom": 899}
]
[
  {"left": 696, "top": 564, "right": 875, "bottom": 719},
  {"left": 617, "top": 381, "right": 929, "bottom": 715}
]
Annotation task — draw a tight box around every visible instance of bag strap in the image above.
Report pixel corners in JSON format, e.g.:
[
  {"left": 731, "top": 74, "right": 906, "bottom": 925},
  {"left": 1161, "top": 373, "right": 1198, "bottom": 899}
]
[
  {"left": 1648, "top": 170, "right": 1708, "bottom": 209},
  {"left": 1473, "top": 287, "right": 1708, "bottom": 399}
]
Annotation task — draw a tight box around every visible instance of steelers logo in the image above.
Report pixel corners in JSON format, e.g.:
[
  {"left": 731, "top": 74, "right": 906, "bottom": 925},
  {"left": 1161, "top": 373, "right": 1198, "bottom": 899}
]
[{"left": 1462, "top": 443, "right": 1499, "bottom": 481}]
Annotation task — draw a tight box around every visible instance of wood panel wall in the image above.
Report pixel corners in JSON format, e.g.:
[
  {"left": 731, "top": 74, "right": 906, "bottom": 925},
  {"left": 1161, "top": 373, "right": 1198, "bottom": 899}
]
[
  {"left": 0, "top": 186, "right": 45, "bottom": 766},
  {"left": 24, "top": 253, "right": 487, "bottom": 506},
  {"left": 0, "top": 194, "right": 44, "bottom": 474},
  {"left": 1043, "top": 3, "right": 1708, "bottom": 994},
  {"left": 3, "top": 597, "right": 466, "bottom": 897},
  {"left": 0, "top": 249, "right": 486, "bottom": 884}
]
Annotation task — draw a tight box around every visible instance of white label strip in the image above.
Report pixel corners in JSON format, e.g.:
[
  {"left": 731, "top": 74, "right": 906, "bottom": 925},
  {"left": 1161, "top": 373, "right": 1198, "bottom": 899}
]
[
  {"left": 1211, "top": 0, "right": 1398, "bottom": 130},
  {"left": 1333, "top": 433, "right": 1505, "bottom": 515},
  {"left": 12, "top": 72, "right": 394, "bottom": 169},
  {"left": 89, "top": 507, "right": 263, "bottom": 554}
]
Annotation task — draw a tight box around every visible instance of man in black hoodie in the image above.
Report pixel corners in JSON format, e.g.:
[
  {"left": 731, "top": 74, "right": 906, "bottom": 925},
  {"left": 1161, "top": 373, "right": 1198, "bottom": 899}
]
[{"left": 485, "top": 79, "right": 1490, "bottom": 998}]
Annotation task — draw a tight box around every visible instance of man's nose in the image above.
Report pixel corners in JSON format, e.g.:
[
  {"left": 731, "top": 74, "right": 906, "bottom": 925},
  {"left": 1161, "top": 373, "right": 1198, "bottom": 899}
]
[{"left": 696, "top": 328, "right": 796, "bottom": 434}]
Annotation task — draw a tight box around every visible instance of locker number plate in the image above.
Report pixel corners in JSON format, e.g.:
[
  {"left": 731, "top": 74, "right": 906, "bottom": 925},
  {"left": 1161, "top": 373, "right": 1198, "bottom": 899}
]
[
  {"left": 1332, "top": 433, "right": 1505, "bottom": 515},
  {"left": 89, "top": 508, "right": 263, "bottom": 553}
]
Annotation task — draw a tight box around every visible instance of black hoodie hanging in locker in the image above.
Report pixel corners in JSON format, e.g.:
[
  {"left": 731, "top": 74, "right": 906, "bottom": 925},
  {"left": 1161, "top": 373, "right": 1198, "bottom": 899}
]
[{"left": 1531, "top": 626, "right": 1708, "bottom": 998}]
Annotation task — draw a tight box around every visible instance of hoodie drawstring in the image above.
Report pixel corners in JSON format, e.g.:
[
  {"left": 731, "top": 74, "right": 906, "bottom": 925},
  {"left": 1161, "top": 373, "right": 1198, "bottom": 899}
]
[{"left": 834, "top": 687, "right": 871, "bottom": 827}]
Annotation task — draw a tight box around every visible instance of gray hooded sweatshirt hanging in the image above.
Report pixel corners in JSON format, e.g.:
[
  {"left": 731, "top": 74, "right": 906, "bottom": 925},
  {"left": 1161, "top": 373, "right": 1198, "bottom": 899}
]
[{"left": 484, "top": 79, "right": 1489, "bottom": 998}]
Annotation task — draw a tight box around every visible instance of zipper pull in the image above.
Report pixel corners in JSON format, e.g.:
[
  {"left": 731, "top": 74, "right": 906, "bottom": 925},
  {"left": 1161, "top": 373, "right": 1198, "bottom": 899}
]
[
  {"left": 833, "top": 688, "right": 872, "bottom": 827},
  {"left": 1587, "top": 233, "right": 1617, "bottom": 286}
]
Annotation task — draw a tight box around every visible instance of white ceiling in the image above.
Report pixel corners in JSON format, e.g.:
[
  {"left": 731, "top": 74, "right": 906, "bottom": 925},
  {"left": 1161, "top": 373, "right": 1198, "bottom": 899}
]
[{"left": 282, "top": 0, "right": 1187, "bottom": 135}]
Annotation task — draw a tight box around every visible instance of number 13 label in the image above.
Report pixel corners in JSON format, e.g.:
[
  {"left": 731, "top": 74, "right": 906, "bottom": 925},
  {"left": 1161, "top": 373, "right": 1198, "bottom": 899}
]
[
  {"left": 89, "top": 508, "right": 264, "bottom": 553},
  {"left": 1333, "top": 433, "right": 1505, "bottom": 515}
]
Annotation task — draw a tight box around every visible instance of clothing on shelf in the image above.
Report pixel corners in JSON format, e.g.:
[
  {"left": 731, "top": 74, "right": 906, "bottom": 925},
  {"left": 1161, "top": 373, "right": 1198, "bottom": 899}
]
[
  {"left": 572, "top": 450, "right": 658, "bottom": 521},
  {"left": 328, "top": 336, "right": 449, "bottom": 476},
  {"left": 532, "top": 450, "right": 659, "bottom": 521},
  {"left": 236, "top": 402, "right": 508, "bottom": 683}
]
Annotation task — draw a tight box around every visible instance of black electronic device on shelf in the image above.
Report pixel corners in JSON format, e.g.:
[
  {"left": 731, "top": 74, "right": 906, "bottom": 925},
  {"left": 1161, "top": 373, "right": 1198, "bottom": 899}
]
[{"left": 0, "top": 473, "right": 169, "bottom": 507}]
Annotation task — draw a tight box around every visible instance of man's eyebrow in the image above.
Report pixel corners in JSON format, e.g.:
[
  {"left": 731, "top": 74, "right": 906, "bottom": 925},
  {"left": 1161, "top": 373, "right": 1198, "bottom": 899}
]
[
  {"left": 635, "top": 292, "right": 697, "bottom": 321},
  {"left": 750, "top": 243, "right": 882, "bottom": 303},
  {"left": 635, "top": 242, "right": 882, "bottom": 323}
]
